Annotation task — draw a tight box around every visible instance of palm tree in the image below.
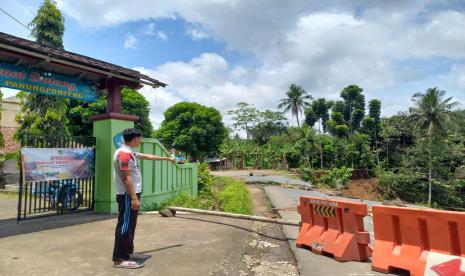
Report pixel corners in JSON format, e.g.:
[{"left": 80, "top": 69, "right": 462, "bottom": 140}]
[
  {"left": 278, "top": 84, "right": 312, "bottom": 127},
  {"left": 410, "top": 88, "right": 459, "bottom": 205}
]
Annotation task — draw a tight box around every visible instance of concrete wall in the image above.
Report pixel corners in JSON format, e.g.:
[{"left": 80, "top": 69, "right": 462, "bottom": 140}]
[
  {"left": 1, "top": 97, "right": 20, "bottom": 128},
  {"left": 139, "top": 138, "right": 198, "bottom": 209}
]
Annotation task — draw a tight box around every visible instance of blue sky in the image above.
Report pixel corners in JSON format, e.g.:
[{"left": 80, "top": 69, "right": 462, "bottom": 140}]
[{"left": 1, "top": 0, "right": 465, "bottom": 128}]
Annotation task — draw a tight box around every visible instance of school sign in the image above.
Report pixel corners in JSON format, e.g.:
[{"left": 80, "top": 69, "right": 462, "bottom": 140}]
[{"left": 0, "top": 62, "right": 99, "bottom": 102}]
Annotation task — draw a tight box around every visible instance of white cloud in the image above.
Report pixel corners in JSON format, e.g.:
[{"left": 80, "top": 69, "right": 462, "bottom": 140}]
[
  {"left": 137, "top": 84, "right": 182, "bottom": 126},
  {"left": 56, "top": 1, "right": 465, "bottom": 123},
  {"left": 144, "top": 22, "right": 157, "bottom": 36},
  {"left": 143, "top": 23, "right": 168, "bottom": 41},
  {"left": 135, "top": 53, "right": 279, "bottom": 127},
  {"left": 185, "top": 23, "right": 210, "bottom": 41},
  {"left": 441, "top": 64, "right": 465, "bottom": 90},
  {"left": 124, "top": 34, "right": 138, "bottom": 49},
  {"left": 157, "top": 31, "right": 168, "bottom": 41}
]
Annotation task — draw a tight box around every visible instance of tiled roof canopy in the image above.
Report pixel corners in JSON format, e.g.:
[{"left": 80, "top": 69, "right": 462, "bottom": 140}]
[{"left": 0, "top": 32, "right": 166, "bottom": 88}]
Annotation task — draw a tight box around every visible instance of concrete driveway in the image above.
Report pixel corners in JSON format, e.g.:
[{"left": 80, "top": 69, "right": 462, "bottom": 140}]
[
  {"left": 0, "top": 193, "right": 18, "bottom": 221},
  {"left": 0, "top": 212, "right": 258, "bottom": 276}
]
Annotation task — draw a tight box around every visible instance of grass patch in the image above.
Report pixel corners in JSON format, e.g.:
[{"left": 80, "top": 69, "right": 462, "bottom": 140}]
[
  {"left": 0, "top": 191, "right": 18, "bottom": 200},
  {"left": 218, "top": 177, "right": 252, "bottom": 215},
  {"left": 145, "top": 175, "right": 253, "bottom": 215}
]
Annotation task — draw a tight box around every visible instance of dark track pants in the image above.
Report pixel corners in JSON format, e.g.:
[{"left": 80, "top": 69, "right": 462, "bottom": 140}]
[{"left": 112, "top": 193, "right": 140, "bottom": 261}]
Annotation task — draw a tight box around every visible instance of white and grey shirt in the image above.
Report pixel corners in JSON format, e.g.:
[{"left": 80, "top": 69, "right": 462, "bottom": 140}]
[{"left": 113, "top": 144, "right": 142, "bottom": 195}]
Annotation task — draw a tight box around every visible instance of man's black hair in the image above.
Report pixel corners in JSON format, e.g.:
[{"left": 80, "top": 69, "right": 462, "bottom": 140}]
[{"left": 123, "top": 128, "right": 142, "bottom": 143}]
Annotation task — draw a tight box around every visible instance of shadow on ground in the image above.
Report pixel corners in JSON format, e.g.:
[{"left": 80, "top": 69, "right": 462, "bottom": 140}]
[{"left": 0, "top": 212, "right": 114, "bottom": 239}]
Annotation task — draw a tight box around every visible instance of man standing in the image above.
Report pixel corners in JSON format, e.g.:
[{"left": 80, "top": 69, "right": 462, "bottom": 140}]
[{"left": 112, "top": 128, "right": 176, "bottom": 269}]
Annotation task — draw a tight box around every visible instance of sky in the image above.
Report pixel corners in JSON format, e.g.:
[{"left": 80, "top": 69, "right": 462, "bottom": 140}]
[{"left": 1, "top": 0, "right": 465, "bottom": 129}]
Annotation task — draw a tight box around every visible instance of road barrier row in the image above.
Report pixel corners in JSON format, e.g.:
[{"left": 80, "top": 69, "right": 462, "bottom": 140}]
[{"left": 296, "top": 196, "right": 465, "bottom": 276}]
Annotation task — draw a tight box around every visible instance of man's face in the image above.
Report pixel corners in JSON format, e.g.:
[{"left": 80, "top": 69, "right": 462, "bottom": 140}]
[{"left": 133, "top": 136, "right": 142, "bottom": 147}]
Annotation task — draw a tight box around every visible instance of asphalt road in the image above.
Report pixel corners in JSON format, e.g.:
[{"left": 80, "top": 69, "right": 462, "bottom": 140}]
[
  {"left": 264, "top": 185, "right": 384, "bottom": 276},
  {"left": 212, "top": 170, "right": 383, "bottom": 275}
]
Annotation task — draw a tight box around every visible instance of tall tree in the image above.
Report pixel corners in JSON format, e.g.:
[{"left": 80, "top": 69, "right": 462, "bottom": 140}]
[
  {"left": 304, "top": 107, "right": 318, "bottom": 128},
  {"left": 379, "top": 119, "right": 398, "bottom": 169},
  {"left": 250, "top": 110, "right": 288, "bottom": 145},
  {"left": 362, "top": 99, "right": 382, "bottom": 164},
  {"left": 16, "top": 0, "right": 69, "bottom": 141},
  {"left": 341, "top": 85, "right": 365, "bottom": 134},
  {"left": 227, "top": 102, "right": 259, "bottom": 139},
  {"left": 30, "top": 0, "right": 65, "bottom": 49},
  {"left": 327, "top": 101, "right": 348, "bottom": 138},
  {"left": 410, "top": 88, "right": 459, "bottom": 205},
  {"left": 368, "top": 99, "right": 381, "bottom": 122},
  {"left": 311, "top": 98, "right": 333, "bottom": 133},
  {"left": 67, "top": 88, "right": 153, "bottom": 137},
  {"left": 305, "top": 99, "right": 333, "bottom": 169},
  {"left": 155, "top": 102, "right": 227, "bottom": 160},
  {"left": 278, "top": 84, "right": 312, "bottom": 127}
]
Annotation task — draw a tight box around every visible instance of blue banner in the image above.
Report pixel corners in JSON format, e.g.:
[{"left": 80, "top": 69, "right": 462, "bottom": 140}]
[{"left": 0, "top": 62, "right": 99, "bottom": 102}]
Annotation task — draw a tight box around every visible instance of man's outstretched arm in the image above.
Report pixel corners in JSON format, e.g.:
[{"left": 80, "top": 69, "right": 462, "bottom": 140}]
[{"left": 138, "top": 154, "right": 176, "bottom": 162}]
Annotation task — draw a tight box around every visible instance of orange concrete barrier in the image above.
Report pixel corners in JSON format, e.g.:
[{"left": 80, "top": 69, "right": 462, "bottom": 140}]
[
  {"left": 296, "top": 196, "right": 371, "bottom": 262},
  {"left": 372, "top": 205, "right": 465, "bottom": 275}
]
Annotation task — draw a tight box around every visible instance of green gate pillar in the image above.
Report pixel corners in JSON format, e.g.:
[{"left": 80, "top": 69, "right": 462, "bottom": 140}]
[{"left": 90, "top": 113, "right": 139, "bottom": 213}]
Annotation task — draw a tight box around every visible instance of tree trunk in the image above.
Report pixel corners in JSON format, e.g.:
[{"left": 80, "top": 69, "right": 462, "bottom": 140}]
[
  {"left": 320, "top": 144, "right": 323, "bottom": 170},
  {"left": 241, "top": 153, "right": 245, "bottom": 169},
  {"left": 428, "top": 132, "right": 432, "bottom": 206},
  {"left": 282, "top": 153, "right": 288, "bottom": 169},
  {"left": 296, "top": 112, "right": 300, "bottom": 127},
  {"left": 375, "top": 131, "right": 379, "bottom": 166},
  {"left": 348, "top": 136, "right": 354, "bottom": 169},
  {"left": 386, "top": 143, "right": 389, "bottom": 170},
  {"left": 349, "top": 104, "right": 353, "bottom": 135}
]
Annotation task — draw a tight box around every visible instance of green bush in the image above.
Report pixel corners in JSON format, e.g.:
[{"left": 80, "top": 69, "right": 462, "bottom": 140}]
[
  {"left": 320, "top": 166, "right": 352, "bottom": 189},
  {"left": 157, "top": 192, "right": 215, "bottom": 210},
  {"left": 219, "top": 178, "right": 253, "bottom": 215},
  {"left": 297, "top": 165, "right": 315, "bottom": 183},
  {"left": 444, "top": 179, "right": 465, "bottom": 208},
  {"left": 198, "top": 162, "right": 213, "bottom": 192},
  {"left": 378, "top": 170, "right": 465, "bottom": 208},
  {"left": 378, "top": 170, "right": 427, "bottom": 202}
]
